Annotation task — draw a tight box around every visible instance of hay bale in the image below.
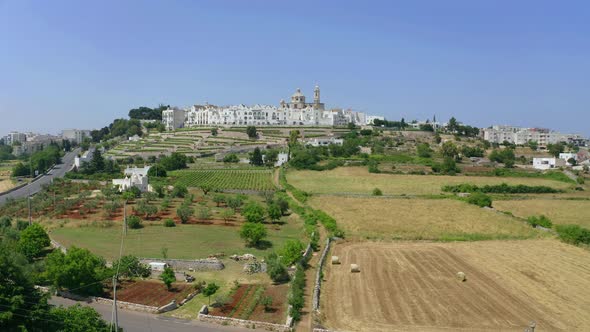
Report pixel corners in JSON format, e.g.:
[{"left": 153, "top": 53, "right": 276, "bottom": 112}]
[
  {"left": 456, "top": 271, "right": 466, "bottom": 282},
  {"left": 350, "top": 264, "right": 360, "bottom": 273},
  {"left": 331, "top": 256, "right": 341, "bottom": 265}
]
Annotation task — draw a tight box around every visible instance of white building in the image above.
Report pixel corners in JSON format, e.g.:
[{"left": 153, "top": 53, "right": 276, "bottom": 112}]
[
  {"left": 112, "top": 174, "right": 150, "bottom": 192},
  {"left": 124, "top": 165, "right": 151, "bottom": 177},
  {"left": 5, "top": 131, "right": 27, "bottom": 145},
  {"left": 366, "top": 115, "right": 385, "bottom": 125},
  {"left": 559, "top": 153, "right": 578, "bottom": 165},
  {"left": 74, "top": 148, "right": 95, "bottom": 168},
  {"left": 482, "top": 125, "right": 587, "bottom": 147},
  {"left": 275, "top": 152, "right": 289, "bottom": 167},
  {"left": 164, "top": 87, "right": 379, "bottom": 129},
  {"left": 533, "top": 157, "right": 565, "bottom": 170},
  {"left": 162, "top": 108, "right": 186, "bottom": 131},
  {"left": 61, "top": 129, "right": 90, "bottom": 144},
  {"left": 305, "top": 137, "right": 344, "bottom": 147}
]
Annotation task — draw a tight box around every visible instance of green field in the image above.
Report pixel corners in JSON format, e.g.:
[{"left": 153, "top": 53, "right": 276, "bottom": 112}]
[
  {"left": 310, "top": 196, "right": 541, "bottom": 241},
  {"left": 170, "top": 169, "right": 276, "bottom": 191},
  {"left": 287, "top": 167, "right": 572, "bottom": 195},
  {"left": 50, "top": 216, "right": 303, "bottom": 261}
]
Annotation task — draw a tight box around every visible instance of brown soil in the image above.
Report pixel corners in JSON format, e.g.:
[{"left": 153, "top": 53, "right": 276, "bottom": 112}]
[
  {"left": 211, "top": 283, "right": 288, "bottom": 324},
  {"left": 321, "top": 241, "right": 590, "bottom": 332},
  {"left": 103, "top": 280, "right": 193, "bottom": 307}
]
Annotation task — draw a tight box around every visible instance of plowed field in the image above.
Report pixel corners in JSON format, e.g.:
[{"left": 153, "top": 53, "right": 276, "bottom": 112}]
[
  {"left": 322, "top": 240, "right": 590, "bottom": 331},
  {"left": 103, "top": 280, "right": 193, "bottom": 307}
]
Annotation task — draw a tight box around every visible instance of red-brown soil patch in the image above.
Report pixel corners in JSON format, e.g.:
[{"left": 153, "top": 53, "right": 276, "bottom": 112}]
[{"left": 103, "top": 280, "right": 194, "bottom": 307}]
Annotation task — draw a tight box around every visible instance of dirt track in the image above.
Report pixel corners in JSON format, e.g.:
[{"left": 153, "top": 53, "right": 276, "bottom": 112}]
[{"left": 322, "top": 240, "right": 590, "bottom": 331}]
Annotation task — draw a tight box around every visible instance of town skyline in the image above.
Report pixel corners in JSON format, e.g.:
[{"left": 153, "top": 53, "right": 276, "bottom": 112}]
[{"left": 1, "top": 0, "right": 589, "bottom": 137}]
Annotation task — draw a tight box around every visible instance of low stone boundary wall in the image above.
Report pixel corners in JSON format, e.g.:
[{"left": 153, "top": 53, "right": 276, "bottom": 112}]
[
  {"left": 50, "top": 239, "right": 67, "bottom": 253},
  {"left": 312, "top": 238, "right": 332, "bottom": 311},
  {"left": 198, "top": 305, "right": 293, "bottom": 332},
  {"left": 139, "top": 258, "right": 224, "bottom": 271},
  {"left": 94, "top": 297, "right": 160, "bottom": 313},
  {"left": 302, "top": 232, "right": 314, "bottom": 261}
]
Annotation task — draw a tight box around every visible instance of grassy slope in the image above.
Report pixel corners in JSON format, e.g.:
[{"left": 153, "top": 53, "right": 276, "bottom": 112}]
[
  {"left": 494, "top": 199, "right": 590, "bottom": 228},
  {"left": 50, "top": 214, "right": 304, "bottom": 261},
  {"left": 287, "top": 167, "right": 572, "bottom": 195}
]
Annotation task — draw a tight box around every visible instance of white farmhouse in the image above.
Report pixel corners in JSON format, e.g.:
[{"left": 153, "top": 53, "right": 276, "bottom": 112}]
[
  {"left": 306, "top": 137, "right": 344, "bottom": 147},
  {"left": 533, "top": 157, "right": 565, "bottom": 170},
  {"left": 559, "top": 153, "right": 577, "bottom": 165},
  {"left": 112, "top": 165, "right": 152, "bottom": 192},
  {"left": 74, "top": 148, "right": 95, "bottom": 168}
]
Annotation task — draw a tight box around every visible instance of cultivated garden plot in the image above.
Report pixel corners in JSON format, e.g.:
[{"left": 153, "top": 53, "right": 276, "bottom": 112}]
[
  {"left": 493, "top": 199, "right": 590, "bottom": 228},
  {"left": 102, "top": 280, "right": 193, "bottom": 307},
  {"left": 170, "top": 169, "right": 276, "bottom": 191},
  {"left": 322, "top": 240, "right": 590, "bottom": 332},
  {"left": 287, "top": 167, "right": 572, "bottom": 195},
  {"left": 310, "top": 196, "right": 539, "bottom": 241}
]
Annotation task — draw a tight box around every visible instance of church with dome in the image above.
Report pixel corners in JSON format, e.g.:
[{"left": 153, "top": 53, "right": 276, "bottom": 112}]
[{"left": 162, "top": 86, "right": 379, "bottom": 130}]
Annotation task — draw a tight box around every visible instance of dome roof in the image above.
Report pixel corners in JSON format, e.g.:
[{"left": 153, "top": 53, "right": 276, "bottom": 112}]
[{"left": 292, "top": 88, "right": 304, "bottom": 97}]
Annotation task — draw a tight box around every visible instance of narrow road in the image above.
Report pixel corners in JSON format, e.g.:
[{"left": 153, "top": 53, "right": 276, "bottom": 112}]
[
  {"left": 49, "top": 297, "right": 256, "bottom": 332},
  {"left": 0, "top": 148, "right": 80, "bottom": 205}
]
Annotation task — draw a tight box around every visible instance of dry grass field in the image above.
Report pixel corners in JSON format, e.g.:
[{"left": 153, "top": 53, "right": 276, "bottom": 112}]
[
  {"left": 310, "top": 196, "right": 539, "bottom": 240},
  {"left": 322, "top": 240, "right": 590, "bottom": 331},
  {"left": 494, "top": 199, "right": 590, "bottom": 228},
  {"left": 287, "top": 167, "right": 572, "bottom": 195},
  {"left": 0, "top": 178, "right": 15, "bottom": 192}
]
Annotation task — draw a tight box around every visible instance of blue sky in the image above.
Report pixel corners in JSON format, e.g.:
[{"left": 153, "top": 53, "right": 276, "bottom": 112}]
[{"left": 0, "top": 0, "right": 589, "bottom": 137}]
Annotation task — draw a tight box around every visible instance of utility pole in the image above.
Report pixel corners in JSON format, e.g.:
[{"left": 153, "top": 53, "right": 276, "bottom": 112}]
[
  {"left": 123, "top": 200, "right": 127, "bottom": 236},
  {"left": 112, "top": 275, "right": 118, "bottom": 332},
  {"left": 28, "top": 195, "right": 32, "bottom": 225}
]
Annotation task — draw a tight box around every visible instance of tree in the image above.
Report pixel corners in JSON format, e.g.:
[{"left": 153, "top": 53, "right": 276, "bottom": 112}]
[
  {"left": 279, "top": 240, "right": 304, "bottom": 265},
  {"left": 267, "top": 203, "right": 282, "bottom": 223},
  {"left": 49, "top": 304, "right": 114, "bottom": 332},
  {"left": 12, "top": 162, "right": 30, "bottom": 177},
  {"left": 112, "top": 255, "right": 150, "bottom": 279},
  {"left": 202, "top": 283, "right": 220, "bottom": 305},
  {"left": 266, "top": 252, "right": 289, "bottom": 283},
  {"left": 147, "top": 164, "right": 167, "bottom": 177},
  {"left": 0, "top": 243, "right": 51, "bottom": 331},
  {"left": 200, "top": 184, "right": 213, "bottom": 195},
  {"left": 159, "top": 152, "right": 187, "bottom": 171},
  {"left": 127, "top": 215, "right": 142, "bottom": 229},
  {"left": 276, "top": 197, "right": 289, "bottom": 215},
  {"left": 264, "top": 149, "right": 279, "bottom": 168},
  {"left": 288, "top": 130, "right": 300, "bottom": 149},
  {"left": 227, "top": 196, "right": 244, "bottom": 210},
  {"left": 441, "top": 141, "right": 459, "bottom": 159},
  {"left": 17, "top": 223, "right": 50, "bottom": 261},
  {"left": 197, "top": 207, "right": 211, "bottom": 220},
  {"left": 547, "top": 143, "right": 565, "bottom": 158},
  {"left": 212, "top": 194, "right": 226, "bottom": 207},
  {"left": 372, "top": 188, "right": 383, "bottom": 196},
  {"left": 250, "top": 147, "right": 264, "bottom": 166},
  {"left": 416, "top": 143, "right": 432, "bottom": 158},
  {"left": 164, "top": 218, "right": 176, "bottom": 227},
  {"left": 176, "top": 204, "right": 194, "bottom": 223},
  {"left": 447, "top": 117, "right": 458, "bottom": 133},
  {"left": 171, "top": 184, "right": 188, "bottom": 198},
  {"left": 527, "top": 140, "right": 538, "bottom": 151},
  {"left": 347, "top": 122, "right": 356, "bottom": 130},
  {"left": 160, "top": 267, "right": 176, "bottom": 291},
  {"left": 221, "top": 208, "right": 235, "bottom": 224},
  {"left": 223, "top": 153, "right": 239, "bottom": 163},
  {"left": 246, "top": 126, "right": 257, "bottom": 139},
  {"left": 45, "top": 246, "right": 110, "bottom": 296},
  {"left": 240, "top": 222, "right": 267, "bottom": 247},
  {"left": 241, "top": 201, "right": 266, "bottom": 223},
  {"left": 261, "top": 296, "right": 273, "bottom": 312},
  {"left": 211, "top": 128, "right": 218, "bottom": 136}
]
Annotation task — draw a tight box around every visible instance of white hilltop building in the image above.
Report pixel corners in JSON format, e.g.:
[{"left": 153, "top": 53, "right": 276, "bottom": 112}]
[
  {"left": 163, "top": 86, "right": 380, "bottom": 129},
  {"left": 112, "top": 166, "right": 152, "bottom": 192}
]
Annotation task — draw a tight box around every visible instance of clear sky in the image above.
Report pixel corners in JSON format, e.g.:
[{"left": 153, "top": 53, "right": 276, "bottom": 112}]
[{"left": 0, "top": 0, "right": 589, "bottom": 137}]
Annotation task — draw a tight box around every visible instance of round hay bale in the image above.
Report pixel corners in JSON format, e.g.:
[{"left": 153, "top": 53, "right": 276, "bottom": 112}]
[
  {"left": 331, "top": 256, "right": 341, "bottom": 265},
  {"left": 350, "top": 264, "right": 360, "bottom": 273},
  {"left": 456, "top": 271, "right": 466, "bottom": 282}
]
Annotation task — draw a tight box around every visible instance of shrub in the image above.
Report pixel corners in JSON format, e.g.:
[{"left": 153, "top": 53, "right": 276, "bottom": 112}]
[
  {"left": 163, "top": 219, "right": 176, "bottom": 227},
  {"left": 442, "top": 183, "right": 562, "bottom": 194},
  {"left": 171, "top": 184, "right": 188, "bottom": 198},
  {"left": 176, "top": 204, "right": 194, "bottom": 223},
  {"left": 127, "top": 215, "right": 142, "bottom": 229},
  {"left": 266, "top": 253, "right": 290, "bottom": 283},
  {"left": 372, "top": 188, "right": 383, "bottom": 196},
  {"left": 241, "top": 202, "right": 266, "bottom": 223},
  {"left": 261, "top": 296, "right": 273, "bottom": 312},
  {"left": 279, "top": 240, "right": 304, "bottom": 266},
  {"left": 526, "top": 215, "right": 553, "bottom": 229},
  {"left": 466, "top": 192, "right": 492, "bottom": 208},
  {"left": 240, "top": 222, "right": 267, "bottom": 247},
  {"left": 223, "top": 153, "right": 239, "bottom": 163},
  {"left": 556, "top": 225, "right": 590, "bottom": 245}
]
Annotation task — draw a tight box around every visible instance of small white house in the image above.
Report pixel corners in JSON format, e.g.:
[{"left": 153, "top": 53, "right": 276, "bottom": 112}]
[
  {"left": 559, "top": 153, "right": 578, "bottom": 165},
  {"left": 148, "top": 262, "right": 169, "bottom": 271},
  {"left": 533, "top": 157, "right": 565, "bottom": 170},
  {"left": 306, "top": 137, "right": 344, "bottom": 147},
  {"left": 112, "top": 171, "right": 151, "bottom": 192},
  {"left": 74, "top": 148, "right": 94, "bottom": 168},
  {"left": 275, "top": 152, "right": 289, "bottom": 167}
]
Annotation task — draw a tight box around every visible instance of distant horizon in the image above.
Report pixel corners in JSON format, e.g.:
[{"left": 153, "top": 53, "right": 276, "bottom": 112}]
[{"left": 1, "top": 0, "right": 589, "bottom": 138}]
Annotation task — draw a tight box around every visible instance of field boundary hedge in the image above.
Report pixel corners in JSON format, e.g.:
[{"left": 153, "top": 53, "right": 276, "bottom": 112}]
[{"left": 443, "top": 183, "right": 563, "bottom": 194}]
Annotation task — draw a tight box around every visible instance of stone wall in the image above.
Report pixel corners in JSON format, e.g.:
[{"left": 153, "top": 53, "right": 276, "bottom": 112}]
[
  {"left": 139, "top": 257, "right": 224, "bottom": 271},
  {"left": 56, "top": 289, "right": 160, "bottom": 313},
  {"left": 50, "top": 239, "right": 67, "bottom": 253},
  {"left": 312, "top": 238, "right": 331, "bottom": 311},
  {"left": 198, "top": 305, "right": 293, "bottom": 332}
]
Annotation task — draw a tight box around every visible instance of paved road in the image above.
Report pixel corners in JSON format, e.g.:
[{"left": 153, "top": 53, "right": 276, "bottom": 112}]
[
  {"left": 49, "top": 297, "right": 256, "bottom": 332},
  {"left": 0, "top": 148, "right": 80, "bottom": 205}
]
